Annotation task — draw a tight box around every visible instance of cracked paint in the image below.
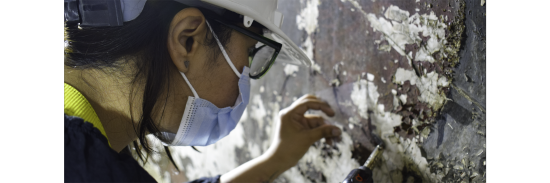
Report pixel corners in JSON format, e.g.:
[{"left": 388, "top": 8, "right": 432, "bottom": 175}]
[{"left": 394, "top": 68, "right": 449, "bottom": 110}]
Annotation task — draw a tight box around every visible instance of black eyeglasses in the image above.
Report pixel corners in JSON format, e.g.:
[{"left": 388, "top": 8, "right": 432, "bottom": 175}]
[{"left": 212, "top": 19, "right": 282, "bottom": 79}]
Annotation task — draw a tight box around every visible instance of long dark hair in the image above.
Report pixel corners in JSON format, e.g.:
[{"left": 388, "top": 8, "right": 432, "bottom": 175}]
[{"left": 64, "top": 0, "right": 234, "bottom": 169}]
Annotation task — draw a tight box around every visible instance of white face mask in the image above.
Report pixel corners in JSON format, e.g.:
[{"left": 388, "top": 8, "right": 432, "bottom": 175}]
[{"left": 162, "top": 20, "right": 251, "bottom": 146}]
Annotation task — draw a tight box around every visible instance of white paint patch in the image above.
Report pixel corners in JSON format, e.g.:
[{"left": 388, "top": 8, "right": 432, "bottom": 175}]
[
  {"left": 351, "top": 79, "right": 368, "bottom": 119},
  {"left": 296, "top": 0, "right": 319, "bottom": 35},
  {"left": 284, "top": 64, "right": 300, "bottom": 76},
  {"left": 381, "top": 77, "right": 386, "bottom": 83},
  {"left": 311, "top": 62, "right": 322, "bottom": 74},
  {"left": 367, "top": 73, "right": 375, "bottom": 81},
  {"left": 301, "top": 36, "right": 315, "bottom": 60},
  {"left": 378, "top": 104, "right": 385, "bottom": 112}
]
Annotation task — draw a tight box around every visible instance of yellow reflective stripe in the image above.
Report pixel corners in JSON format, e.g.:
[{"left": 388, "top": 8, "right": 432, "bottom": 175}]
[{"left": 64, "top": 83, "right": 111, "bottom": 147}]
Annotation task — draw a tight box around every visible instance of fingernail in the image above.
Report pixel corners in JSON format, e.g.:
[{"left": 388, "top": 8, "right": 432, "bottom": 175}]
[{"left": 332, "top": 128, "right": 341, "bottom": 136}]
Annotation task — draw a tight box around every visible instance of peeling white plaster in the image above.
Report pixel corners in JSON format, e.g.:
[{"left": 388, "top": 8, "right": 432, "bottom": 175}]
[
  {"left": 384, "top": 5, "right": 409, "bottom": 22},
  {"left": 301, "top": 36, "right": 315, "bottom": 60},
  {"left": 368, "top": 108, "right": 435, "bottom": 182},
  {"left": 394, "top": 68, "right": 449, "bottom": 109},
  {"left": 365, "top": 5, "right": 447, "bottom": 64},
  {"left": 336, "top": 2, "right": 443, "bottom": 181}
]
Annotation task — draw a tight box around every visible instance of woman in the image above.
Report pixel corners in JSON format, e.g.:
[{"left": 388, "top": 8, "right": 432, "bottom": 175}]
[{"left": 64, "top": 0, "right": 342, "bottom": 182}]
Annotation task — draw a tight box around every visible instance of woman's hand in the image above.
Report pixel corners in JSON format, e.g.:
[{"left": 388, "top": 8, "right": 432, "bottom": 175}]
[
  {"left": 266, "top": 94, "right": 342, "bottom": 170},
  {"left": 220, "top": 94, "right": 342, "bottom": 183}
]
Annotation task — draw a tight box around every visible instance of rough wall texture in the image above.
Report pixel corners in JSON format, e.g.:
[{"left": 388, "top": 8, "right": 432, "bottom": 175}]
[{"left": 141, "top": 0, "right": 486, "bottom": 182}]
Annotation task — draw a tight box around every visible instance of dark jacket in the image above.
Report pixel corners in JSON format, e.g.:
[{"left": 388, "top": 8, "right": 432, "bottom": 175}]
[{"left": 64, "top": 114, "right": 221, "bottom": 183}]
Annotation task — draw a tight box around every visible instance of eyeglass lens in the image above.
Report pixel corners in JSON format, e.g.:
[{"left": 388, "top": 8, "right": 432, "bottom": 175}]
[{"left": 249, "top": 44, "right": 276, "bottom": 77}]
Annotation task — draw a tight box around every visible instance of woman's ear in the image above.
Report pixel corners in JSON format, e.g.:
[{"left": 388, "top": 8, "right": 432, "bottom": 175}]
[{"left": 167, "top": 8, "right": 206, "bottom": 73}]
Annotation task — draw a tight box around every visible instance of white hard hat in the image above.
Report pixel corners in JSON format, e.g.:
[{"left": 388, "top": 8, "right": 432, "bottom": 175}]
[{"left": 119, "top": 0, "right": 312, "bottom": 67}]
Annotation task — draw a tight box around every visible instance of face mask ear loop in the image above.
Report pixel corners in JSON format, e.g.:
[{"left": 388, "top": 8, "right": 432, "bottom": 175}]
[
  {"left": 180, "top": 72, "right": 199, "bottom": 98},
  {"left": 205, "top": 20, "right": 241, "bottom": 78}
]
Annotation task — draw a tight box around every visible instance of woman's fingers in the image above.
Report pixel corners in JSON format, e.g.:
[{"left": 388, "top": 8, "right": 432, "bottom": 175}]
[
  {"left": 291, "top": 96, "right": 335, "bottom": 117},
  {"left": 304, "top": 114, "right": 323, "bottom": 129},
  {"left": 308, "top": 124, "right": 342, "bottom": 144},
  {"left": 303, "top": 115, "right": 342, "bottom": 144},
  {"left": 291, "top": 113, "right": 309, "bottom": 129}
]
